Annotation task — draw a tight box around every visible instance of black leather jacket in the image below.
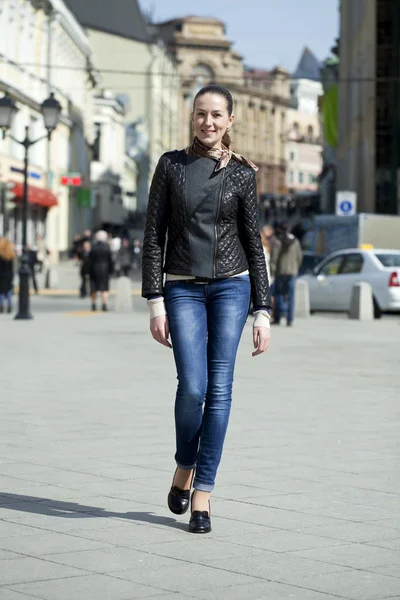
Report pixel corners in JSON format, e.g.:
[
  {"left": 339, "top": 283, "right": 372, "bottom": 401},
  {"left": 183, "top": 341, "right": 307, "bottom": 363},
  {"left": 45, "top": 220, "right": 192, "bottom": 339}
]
[{"left": 141, "top": 150, "right": 270, "bottom": 309}]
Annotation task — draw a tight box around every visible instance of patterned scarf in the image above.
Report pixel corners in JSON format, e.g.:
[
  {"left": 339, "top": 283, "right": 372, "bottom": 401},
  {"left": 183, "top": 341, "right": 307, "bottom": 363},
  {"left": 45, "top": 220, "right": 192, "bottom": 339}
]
[{"left": 188, "top": 136, "right": 258, "bottom": 172}]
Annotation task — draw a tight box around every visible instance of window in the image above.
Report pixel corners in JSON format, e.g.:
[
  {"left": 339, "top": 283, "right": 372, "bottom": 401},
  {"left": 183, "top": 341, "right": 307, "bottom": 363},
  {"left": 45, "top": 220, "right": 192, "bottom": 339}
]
[
  {"left": 289, "top": 151, "right": 295, "bottom": 161},
  {"left": 299, "top": 172, "right": 304, "bottom": 183},
  {"left": 309, "top": 173, "right": 315, "bottom": 184},
  {"left": 340, "top": 253, "right": 364, "bottom": 274},
  {"left": 293, "top": 122, "right": 299, "bottom": 133},
  {"left": 191, "top": 63, "right": 214, "bottom": 81},
  {"left": 307, "top": 125, "right": 314, "bottom": 137},
  {"left": 93, "top": 122, "right": 102, "bottom": 161},
  {"left": 289, "top": 171, "right": 294, "bottom": 183},
  {"left": 318, "top": 255, "right": 344, "bottom": 276},
  {"left": 375, "top": 253, "right": 400, "bottom": 267}
]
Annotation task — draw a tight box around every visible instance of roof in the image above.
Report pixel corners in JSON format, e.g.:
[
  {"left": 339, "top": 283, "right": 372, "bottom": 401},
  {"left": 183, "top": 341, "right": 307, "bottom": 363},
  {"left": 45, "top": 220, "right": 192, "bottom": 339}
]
[
  {"left": 293, "top": 47, "right": 321, "bottom": 81},
  {"left": 64, "top": 0, "right": 151, "bottom": 43}
]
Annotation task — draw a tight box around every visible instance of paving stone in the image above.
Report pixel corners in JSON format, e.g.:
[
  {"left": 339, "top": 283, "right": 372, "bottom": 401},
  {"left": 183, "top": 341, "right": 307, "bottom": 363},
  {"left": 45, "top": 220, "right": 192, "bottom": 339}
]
[
  {"left": 0, "top": 590, "right": 43, "bottom": 600},
  {"left": 292, "top": 570, "right": 400, "bottom": 600},
  {"left": 9, "top": 574, "right": 162, "bottom": 600},
  {"left": 110, "top": 562, "right": 257, "bottom": 592},
  {"left": 290, "top": 543, "right": 400, "bottom": 570},
  {"left": 204, "top": 553, "right": 350, "bottom": 586},
  {"left": 195, "top": 581, "right": 350, "bottom": 600},
  {"left": 0, "top": 531, "right": 113, "bottom": 557},
  {"left": 0, "top": 556, "right": 85, "bottom": 586}
]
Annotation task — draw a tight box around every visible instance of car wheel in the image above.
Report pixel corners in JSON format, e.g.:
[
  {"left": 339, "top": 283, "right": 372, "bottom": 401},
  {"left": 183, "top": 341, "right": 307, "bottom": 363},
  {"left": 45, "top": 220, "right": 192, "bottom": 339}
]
[{"left": 373, "top": 297, "right": 382, "bottom": 319}]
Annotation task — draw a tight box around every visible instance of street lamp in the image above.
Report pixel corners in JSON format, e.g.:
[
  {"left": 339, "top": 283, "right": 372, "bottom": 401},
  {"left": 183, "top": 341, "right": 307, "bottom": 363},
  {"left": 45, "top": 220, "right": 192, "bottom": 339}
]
[{"left": 0, "top": 91, "right": 62, "bottom": 320}]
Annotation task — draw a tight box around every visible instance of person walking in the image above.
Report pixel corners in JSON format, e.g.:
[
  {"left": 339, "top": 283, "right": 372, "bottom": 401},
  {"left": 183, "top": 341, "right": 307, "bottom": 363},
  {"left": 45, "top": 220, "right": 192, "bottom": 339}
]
[
  {"left": 0, "top": 237, "right": 16, "bottom": 314},
  {"left": 115, "top": 238, "right": 133, "bottom": 277},
  {"left": 142, "top": 84, "right": 271, "bottom": 534},
  {"left": 270, "top": 222, "right": 303, "bottom": 327},
  {"left": 89, "top": 230, "right": 113, "bottom": 312},
  {"left": 79, "top": 240, "right": 91, "bottom": 298}
]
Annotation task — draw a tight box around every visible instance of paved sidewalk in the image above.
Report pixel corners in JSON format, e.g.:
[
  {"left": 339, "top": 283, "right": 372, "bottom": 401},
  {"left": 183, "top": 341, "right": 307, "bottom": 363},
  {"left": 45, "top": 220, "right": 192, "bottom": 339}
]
[{"left": 0, "top": 306, "right": 400, "bottom": 600}]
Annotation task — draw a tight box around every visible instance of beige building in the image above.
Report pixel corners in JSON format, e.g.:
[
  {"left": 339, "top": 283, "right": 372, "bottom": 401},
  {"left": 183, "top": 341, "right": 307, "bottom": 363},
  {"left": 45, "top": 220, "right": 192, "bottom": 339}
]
[
  {"left": 154, "top": 16, "right": 291, "bottom": 196},
  {"left": 0, "top": 0, "right": 96, "bottom": 258},
  {"left": 338, "top": 0, "right": 400, "bottom": 215},
  {"left": 286, "top": 77, "right": 323, "bottom": 194}
]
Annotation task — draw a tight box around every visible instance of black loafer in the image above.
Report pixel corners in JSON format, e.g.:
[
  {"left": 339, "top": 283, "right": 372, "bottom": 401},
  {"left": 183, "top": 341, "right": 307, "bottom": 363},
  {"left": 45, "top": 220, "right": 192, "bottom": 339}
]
[
  {"left": 189, "top": 509, "right": 211, "bottom": 534},
  {"left": 168, "top": 485, "right": 191, "bottom": 515}
]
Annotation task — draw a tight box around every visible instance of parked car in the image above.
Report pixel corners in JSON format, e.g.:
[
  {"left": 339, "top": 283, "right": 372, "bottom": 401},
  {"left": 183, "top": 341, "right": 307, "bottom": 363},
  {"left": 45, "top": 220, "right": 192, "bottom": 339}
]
[
  {"left": 298, "top": 251, "right": 325, "bottom": 276},
  {"left": 299, "top": 248, "right": 400, "bottom": 318}
]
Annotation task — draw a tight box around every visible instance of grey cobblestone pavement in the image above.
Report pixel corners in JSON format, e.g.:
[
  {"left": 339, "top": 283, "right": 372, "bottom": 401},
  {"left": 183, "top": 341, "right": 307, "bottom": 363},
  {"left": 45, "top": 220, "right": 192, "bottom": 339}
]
[{"left": 0, "top": 295, "right": 399, "bottom": 600}]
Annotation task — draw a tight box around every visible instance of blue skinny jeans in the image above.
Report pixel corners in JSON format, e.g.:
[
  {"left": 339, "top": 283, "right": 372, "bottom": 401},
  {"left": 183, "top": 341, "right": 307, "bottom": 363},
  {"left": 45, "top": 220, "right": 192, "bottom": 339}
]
[{"left": 164, "top": 275, "right": 250, "bottom": 492}]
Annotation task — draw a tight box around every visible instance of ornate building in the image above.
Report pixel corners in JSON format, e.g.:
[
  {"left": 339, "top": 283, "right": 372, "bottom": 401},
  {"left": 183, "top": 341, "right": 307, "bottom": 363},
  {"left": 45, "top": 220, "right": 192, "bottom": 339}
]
[{"left": 152, "top": 16, "right": 291, "bottom": 196}]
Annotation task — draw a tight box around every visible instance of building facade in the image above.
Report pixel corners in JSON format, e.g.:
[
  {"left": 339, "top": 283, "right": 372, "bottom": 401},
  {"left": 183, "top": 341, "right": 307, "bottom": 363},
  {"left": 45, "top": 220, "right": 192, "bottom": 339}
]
[
  {"left": 65, "top": 0, "right": 179, "bottom": 215},
  {"left": 153, "top": 16, "right": 291, "bottom": 197},
  {"left": 285, "top": 50, "right": 323, "bottom": 196},
  {"left": 338, "top": 0, "right": 400, "bottom": 215},
  {"left": 0, "top": 0, "right": 96, "bottom": 258},
  {"left": 91, "top": 90, "right": 137, "bottom": 232}
]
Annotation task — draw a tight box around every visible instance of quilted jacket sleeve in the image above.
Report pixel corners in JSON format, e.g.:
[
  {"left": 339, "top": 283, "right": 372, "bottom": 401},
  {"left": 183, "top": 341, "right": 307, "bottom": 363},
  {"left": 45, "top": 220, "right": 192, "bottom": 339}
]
[
  {"left": 240, "top": 170, "right": 271, "bottom": 309},
  {"left": 141, "top": 155, "right": 170, "bottom": 298}
]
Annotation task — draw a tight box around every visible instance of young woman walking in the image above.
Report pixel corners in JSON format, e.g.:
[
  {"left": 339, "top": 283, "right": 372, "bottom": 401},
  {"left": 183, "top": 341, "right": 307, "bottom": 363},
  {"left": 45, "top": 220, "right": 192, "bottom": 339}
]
[{"left": 142, "top": 84, "right": 271, "bottom": 534}]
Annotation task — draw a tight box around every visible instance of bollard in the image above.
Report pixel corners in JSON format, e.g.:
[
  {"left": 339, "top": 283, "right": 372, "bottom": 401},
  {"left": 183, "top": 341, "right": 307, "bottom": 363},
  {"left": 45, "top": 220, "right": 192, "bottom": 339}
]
[
  {"left": 294, "top": 279, "right": 310, "bottom": 318},
  {"left": 44, "top": 266, "right": 58, "bottom": 289},
  {"left": 349, "top": 282, "right": 373, "bottom": 320},
  {"left": 115, "top": 276, "right": 133, "bottom": 312}
]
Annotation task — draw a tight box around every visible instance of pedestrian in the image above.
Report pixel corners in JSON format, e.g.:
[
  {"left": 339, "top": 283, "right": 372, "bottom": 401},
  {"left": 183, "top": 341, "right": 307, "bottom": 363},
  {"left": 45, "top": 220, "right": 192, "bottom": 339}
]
[
  {"left": 115, "top": 238, "right": 133, "bottom": 277},
  {"left": 89, "top": 230, "right": 113, "bottom": 311},
  {"left": 35, "top": 234, "right": 47, "bottom": 273},
  {"left": 79, "top": 240, "right": 91, "bottom": 298},
  {"left": 26, "top": 245, "right": 39, "bottom": 294},
  {"left": 142, "top": 84, "right": 271, "bottom": 534},
  {"left": 132, "top": 238, "right": 142, "bottom": 272},
  {"left": 0, "top": 237, "right": 16, "bottom": 314},
  {"left": 270, "top": 221, "right": 303, "bottom": 326}
]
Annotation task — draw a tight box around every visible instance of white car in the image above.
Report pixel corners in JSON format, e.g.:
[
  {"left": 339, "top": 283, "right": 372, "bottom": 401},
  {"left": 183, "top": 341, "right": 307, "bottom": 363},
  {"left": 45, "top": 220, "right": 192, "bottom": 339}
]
[{"left": 300, "top": 248, "right": 400, "bottom": 317}]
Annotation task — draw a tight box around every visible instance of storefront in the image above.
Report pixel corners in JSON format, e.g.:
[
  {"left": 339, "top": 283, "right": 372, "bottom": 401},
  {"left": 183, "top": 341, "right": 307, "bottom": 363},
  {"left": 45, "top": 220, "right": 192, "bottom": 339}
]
[{"left": 6, "top": 181, "right": 58, "bottom": 250}]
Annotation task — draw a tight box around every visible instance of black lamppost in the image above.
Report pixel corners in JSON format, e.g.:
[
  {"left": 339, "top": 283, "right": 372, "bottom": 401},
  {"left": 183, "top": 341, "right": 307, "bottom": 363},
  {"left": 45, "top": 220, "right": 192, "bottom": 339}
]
[{"left": 0, "top": 92, "right": 61, "bottom": 320}]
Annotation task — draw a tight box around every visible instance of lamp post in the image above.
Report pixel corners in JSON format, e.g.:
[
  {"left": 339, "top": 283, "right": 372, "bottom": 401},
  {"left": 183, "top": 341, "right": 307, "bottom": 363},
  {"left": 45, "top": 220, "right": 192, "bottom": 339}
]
[{"left": 0, "top": 92, "right": 61, "bottom": 320}]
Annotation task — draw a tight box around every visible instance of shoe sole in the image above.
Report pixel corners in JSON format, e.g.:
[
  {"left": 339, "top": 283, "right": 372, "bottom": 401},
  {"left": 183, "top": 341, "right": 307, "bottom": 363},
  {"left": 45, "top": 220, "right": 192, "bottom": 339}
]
[{"left": 189, "top": 525, "right": 212, "bottom": 534}]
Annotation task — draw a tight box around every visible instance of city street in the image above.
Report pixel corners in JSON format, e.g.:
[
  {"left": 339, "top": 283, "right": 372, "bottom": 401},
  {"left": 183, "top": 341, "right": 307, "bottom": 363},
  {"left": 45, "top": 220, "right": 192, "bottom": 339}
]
[{"left": 0, "top": 284, "right": 399, "bottom": 600}]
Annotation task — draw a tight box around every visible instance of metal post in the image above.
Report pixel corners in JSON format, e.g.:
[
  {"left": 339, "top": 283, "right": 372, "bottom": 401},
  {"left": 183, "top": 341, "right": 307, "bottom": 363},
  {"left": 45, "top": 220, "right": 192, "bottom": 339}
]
[{"left": 15, "top": 127, "right": 32, "bottom": 320}]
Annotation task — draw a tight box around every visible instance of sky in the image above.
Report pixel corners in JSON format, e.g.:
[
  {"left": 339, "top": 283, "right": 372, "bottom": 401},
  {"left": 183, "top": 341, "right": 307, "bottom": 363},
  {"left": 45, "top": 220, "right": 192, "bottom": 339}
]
[{"left": 138, "top": 0, "right": 339, "bottom": 72}]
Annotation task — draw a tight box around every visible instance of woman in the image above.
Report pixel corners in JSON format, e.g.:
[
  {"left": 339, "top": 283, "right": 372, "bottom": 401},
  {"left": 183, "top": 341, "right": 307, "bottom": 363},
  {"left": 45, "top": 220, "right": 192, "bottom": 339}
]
[
  {"left": 89, "top": 230, "right": 113, "bottom": 311},
  {"left": 142, "top": 84, "right": 271, "bottom": 534},
  {"left": 0, "top": 237, "right": 16, "bottom": 314}
]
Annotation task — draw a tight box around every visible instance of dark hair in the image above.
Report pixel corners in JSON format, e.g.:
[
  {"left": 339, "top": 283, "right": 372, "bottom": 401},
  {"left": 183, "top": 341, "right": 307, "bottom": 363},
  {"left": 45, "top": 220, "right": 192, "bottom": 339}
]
[{"left": 193, "top": 84, "right": 233, "bottom": 115}]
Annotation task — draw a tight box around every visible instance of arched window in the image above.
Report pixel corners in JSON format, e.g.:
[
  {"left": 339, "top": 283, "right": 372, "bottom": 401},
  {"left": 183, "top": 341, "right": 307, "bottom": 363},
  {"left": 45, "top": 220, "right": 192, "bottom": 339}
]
[
  {"left": 293, "top": 122, "right": 300, "bottom": 134},
  {"left": 190, "top": 63, "right": 214, "bottom": 82},
  {"left": 307, "top": 125, "right": 314, "bottom": 138}
]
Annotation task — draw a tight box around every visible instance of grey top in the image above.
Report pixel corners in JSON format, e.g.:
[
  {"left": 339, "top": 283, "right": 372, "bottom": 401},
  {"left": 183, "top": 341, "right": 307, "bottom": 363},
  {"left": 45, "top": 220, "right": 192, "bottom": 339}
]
[{"left": 185, "top": 155, "right": 224, "bottom": 278}]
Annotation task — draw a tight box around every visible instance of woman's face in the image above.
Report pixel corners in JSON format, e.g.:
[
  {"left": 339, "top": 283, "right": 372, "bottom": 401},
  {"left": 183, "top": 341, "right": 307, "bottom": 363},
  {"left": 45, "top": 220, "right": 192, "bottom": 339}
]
[{"left": 192, "top": 93, "right": 234, "bottom": 149}]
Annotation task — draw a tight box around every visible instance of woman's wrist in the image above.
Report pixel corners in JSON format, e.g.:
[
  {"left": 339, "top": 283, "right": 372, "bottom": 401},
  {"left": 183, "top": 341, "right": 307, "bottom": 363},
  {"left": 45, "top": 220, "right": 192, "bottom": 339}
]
[
  {"left": 253, "top": 309, "right": 271, "bottom": 329},
  {"left": 147, "top": 296, "right": 167, "bottom": 319}
]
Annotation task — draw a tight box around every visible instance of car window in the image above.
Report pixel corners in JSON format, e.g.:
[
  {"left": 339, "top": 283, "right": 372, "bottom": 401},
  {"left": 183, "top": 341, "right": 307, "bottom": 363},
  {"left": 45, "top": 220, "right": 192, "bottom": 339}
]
[
  {"left": 340, "top": 253, "right": 364, "bottom": 274},
  {"left": 318, "top": 255, "right": 343, "bottom": 276},
  {"left": 375, "top": 253, "right": 400, "bottom": 267}
]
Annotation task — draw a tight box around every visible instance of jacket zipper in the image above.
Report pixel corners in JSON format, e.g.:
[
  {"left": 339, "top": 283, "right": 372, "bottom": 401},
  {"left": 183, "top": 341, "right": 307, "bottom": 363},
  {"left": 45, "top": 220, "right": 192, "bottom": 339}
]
[{"left": 213, "top": 179, "right": 224, "bottom": 278}]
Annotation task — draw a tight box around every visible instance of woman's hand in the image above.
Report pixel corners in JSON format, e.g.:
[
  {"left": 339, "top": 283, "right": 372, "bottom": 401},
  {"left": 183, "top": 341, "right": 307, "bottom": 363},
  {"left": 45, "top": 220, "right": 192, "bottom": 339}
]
[
  {"left": 150, "top": 315, "right": 172, "bottom": 348},
  {"left": 252, "top": 326, "right": 271, "bottom": 357}
]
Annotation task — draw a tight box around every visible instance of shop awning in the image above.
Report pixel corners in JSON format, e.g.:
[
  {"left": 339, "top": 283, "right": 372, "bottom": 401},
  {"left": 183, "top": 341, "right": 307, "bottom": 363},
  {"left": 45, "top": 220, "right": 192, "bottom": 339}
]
[{"left": 10, "top": 182, "right": 58, "bottom": 208}]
